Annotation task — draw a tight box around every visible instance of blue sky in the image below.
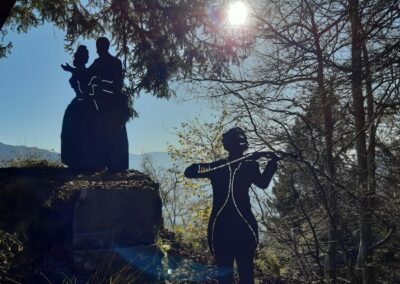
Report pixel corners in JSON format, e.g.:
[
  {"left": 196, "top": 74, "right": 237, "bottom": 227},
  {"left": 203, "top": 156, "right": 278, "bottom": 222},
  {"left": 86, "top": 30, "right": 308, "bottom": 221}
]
[{"left": 0, "top": 24, "right": 213, "bottom": 154}]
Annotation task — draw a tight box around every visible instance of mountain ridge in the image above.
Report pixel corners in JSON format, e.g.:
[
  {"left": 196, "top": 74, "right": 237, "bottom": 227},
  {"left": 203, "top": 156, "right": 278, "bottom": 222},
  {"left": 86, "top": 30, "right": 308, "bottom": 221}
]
[{"left": 0, "top": 142, "right": 172, "bottom": 169}]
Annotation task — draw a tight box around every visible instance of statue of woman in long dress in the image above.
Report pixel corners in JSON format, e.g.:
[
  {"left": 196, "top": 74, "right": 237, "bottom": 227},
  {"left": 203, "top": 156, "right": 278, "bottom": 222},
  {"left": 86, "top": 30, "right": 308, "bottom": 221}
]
[
  {"left": 184, "top": 127, "right": 280, "bottom": 284},
  {"left": 60, "top": 45, "right": 104, "bottom": 170}
]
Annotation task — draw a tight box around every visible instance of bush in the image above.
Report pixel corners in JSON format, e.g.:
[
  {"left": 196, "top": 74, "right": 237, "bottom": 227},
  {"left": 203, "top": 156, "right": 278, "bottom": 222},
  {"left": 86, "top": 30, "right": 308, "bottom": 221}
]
[{"left": 0, "top": 230, "right": 23, "bottom": 283}]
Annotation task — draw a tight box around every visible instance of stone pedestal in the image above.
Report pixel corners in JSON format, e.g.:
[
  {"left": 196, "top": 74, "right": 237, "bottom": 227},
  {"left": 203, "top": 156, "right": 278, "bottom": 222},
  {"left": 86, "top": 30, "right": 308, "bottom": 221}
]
[
  {"left": 70, "top": 171, "right": 163, "bottom": 283},
  {"left": 73, "top": 188, "right": 161, "bottom": 249},
  {"left": 0, "top": 168, "right": 164, "bottom": 283}
]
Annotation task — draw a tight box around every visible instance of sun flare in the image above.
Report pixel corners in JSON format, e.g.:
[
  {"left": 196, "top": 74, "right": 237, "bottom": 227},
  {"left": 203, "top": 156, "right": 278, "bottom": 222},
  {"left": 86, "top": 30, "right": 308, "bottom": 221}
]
[{"left": 228, "top": 1, "right": 248, "bottom": 26}]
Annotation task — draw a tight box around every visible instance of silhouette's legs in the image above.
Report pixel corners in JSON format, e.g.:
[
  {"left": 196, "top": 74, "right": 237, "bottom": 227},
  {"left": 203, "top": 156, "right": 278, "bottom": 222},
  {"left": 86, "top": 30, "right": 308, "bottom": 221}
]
[
  {"left": 215, "top": 250, "right": 234, "bottom": 284},
  {"left": 101, "top": 98, "right": 129, "bottom": 172},
  {"left": 236, "top": 248, "right": 255, "bottom": 284}
]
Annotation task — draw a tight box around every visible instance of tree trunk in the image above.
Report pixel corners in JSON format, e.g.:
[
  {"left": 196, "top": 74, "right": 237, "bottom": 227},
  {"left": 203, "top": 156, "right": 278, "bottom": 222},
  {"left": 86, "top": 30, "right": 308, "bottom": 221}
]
[
  {"left": 324, "top": 83, "right": 339, "bottom": 284},
  {"left": 364, "top": 37, "right": 377, "bottom": 283},
  {"left": 363, "top": 38, "right": 376, "bottom": 207},
  {"left": 348, "top": 0, "right": 375, "bottom": 282},
  {"left": 308, "top": 6, "right": 338, "bottom": 282},
  {"left": 0, "top": 0, "right": 16, "bottom": 31}
]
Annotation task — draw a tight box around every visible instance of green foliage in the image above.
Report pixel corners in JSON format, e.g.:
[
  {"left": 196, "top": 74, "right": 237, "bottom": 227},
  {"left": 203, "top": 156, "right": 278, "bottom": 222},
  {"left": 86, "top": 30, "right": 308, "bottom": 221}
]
[
  {"left": 2, "top": 1, "right": 247, "bottom": 98},
  {"left": 165, "top": 112, "right": 234, "bottom": 246},
  {"left": 254, "top": 246, "right": 281, "bottom": 279},
  {"left": 2, "top": 0, "right": 399, "bottom": 282},
  {"left": 0, "top": 41, "right": 12, "bottom": 58},
  {"left": 140, "top": 112, "right": 237, "bottom": 278}
]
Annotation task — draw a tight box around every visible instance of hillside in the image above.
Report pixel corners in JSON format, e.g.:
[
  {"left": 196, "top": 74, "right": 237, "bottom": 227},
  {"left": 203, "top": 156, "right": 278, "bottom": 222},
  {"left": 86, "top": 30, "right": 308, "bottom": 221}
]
[
  {"left": 0, "top": 142, "right": 60, "bottom": 166},
  {"left": 0, "top": 142, "right": 172, "bottom": 170}
]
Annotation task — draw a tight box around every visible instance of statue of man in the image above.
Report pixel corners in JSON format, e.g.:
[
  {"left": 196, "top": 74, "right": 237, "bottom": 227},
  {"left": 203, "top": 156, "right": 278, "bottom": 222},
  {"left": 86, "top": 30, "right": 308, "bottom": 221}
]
[{"left": 88, "top": 37, "right": 129, "bottom": 171}]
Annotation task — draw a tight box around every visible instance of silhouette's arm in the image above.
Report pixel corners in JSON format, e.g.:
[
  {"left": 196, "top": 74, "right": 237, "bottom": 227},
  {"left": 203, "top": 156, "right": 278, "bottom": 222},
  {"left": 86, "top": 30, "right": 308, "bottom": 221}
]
[
  {"left": 98, "top": 79, "right": 116, "bottom": 93},
  {"left": 184, "top": 163, "right": 214, "bottom": 179},
  {"left": 62, "top": 64, "right": 91, "bottom": 97},
  {"left": 61, "top": 63, "right": 76, "bottom": 74},
  {"left": 252, "top": 159, "right": 278, "bottom": 189},
  {"left": 88, "top": 60, "right": 123, "bottom": 94}
]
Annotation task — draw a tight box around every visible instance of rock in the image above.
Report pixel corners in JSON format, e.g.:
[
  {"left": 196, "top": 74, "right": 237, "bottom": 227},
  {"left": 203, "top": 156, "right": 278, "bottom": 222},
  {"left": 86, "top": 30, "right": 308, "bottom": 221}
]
[
  {"left": 73, "top": 188, "right": 162, "bottom": 249},
  {"left": 73, "top": 186, "right": 163, "bottom": 282},
  {"left": 0, "top": 167, "right": 164, "bottom": 283}
]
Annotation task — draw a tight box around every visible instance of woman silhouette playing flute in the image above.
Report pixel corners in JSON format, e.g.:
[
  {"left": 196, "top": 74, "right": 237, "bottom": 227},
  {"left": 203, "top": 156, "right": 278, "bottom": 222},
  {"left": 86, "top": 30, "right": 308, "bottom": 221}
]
[{"left": 184, "top": 127, "right": 280, "bottom": 284}]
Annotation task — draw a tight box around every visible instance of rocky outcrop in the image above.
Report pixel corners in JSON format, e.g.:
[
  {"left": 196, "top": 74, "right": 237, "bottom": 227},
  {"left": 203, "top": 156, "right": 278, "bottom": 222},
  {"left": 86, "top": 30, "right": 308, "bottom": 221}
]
[{"left": 0, "top": 167, "right": 163, "bottom": 283}]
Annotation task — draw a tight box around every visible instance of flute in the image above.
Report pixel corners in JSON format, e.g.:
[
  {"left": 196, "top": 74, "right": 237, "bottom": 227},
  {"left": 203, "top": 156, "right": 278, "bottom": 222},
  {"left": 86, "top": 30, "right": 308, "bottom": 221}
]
[{"left": 198, "top": 150, "right": 298, "bottom": 173}]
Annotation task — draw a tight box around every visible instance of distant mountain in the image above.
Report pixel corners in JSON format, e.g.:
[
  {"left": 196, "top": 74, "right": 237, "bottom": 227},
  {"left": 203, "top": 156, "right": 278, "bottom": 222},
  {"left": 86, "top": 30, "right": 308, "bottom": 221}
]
[
  {"left": 0, "top": 142, "right": 60, "bottom": 167},
  {"left": 129, "top": 152, "right": 173, "bottom": 170},
  {"left": 0, "top": 142, "right": 173, "bottom": 170}
]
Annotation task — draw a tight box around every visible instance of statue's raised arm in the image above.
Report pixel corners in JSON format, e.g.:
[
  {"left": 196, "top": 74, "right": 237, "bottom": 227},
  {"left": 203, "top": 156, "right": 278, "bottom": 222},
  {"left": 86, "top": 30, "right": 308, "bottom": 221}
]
[{"left": 61, "top": 62, "right": 76, "bottom": 74}]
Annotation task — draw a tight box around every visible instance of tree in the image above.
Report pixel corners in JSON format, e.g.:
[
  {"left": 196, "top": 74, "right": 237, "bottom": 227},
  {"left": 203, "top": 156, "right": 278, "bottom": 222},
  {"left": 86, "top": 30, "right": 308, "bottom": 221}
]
[
  {"left": 183, "top": 0, "right": 399, "bottom": 282},
  {"left": 0, "top": 1, "right": 16, "bottom": 31},
  {"left": 1, "top": 0, "right": 238, "bottom": 98},
  {"left": 166, "top": 113, "right": 233, "bottom": 247},
  {"left": 3, "top": 0, "right": 399, "bottom": 282}
]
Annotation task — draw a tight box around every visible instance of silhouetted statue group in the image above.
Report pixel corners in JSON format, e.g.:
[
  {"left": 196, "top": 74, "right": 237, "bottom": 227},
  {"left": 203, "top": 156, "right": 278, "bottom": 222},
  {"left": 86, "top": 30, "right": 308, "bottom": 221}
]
[
  {"left": 60, "top": 38, "right": 280, "bottom": 284},
  {"left": 61, "top": 37, "right": 128, "bottom": 171}
]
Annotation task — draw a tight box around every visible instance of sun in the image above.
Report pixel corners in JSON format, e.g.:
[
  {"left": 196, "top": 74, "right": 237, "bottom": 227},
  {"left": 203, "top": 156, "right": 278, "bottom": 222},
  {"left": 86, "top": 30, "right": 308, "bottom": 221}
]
[{"left": 227, "top": 1, "right": 248, "bottom": 26}]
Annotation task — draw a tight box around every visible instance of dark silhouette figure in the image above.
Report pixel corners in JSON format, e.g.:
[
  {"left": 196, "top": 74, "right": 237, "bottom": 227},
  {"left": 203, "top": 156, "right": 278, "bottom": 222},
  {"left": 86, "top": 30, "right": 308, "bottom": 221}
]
[
  {"left": 87, "top": 37, "right": 128, "bottom": 171},
  {"left": 61, "top": 45, "right": 103, "bottom": 170},
  {"left": 61, "top": 37, "right": 129, "bottom": 171},
  {"left": 184, "top": 128, "right": 280, "bottom": 284}
]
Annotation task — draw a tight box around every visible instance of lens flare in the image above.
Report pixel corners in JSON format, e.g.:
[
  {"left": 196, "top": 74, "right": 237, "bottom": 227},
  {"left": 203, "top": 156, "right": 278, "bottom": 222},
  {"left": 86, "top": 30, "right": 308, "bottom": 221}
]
[{"left": 228, "top": 1, "right": 248, "bottom": 26}]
